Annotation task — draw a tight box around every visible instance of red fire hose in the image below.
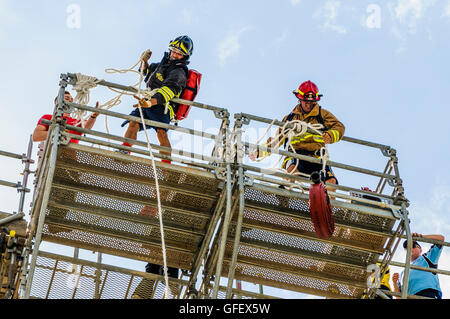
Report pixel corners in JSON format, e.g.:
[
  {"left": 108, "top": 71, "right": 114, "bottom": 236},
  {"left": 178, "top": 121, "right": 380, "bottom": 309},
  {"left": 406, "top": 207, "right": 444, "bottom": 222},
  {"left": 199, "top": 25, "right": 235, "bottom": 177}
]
[{"left": 309, "top": 172, "right": 335, "bottom": 239}]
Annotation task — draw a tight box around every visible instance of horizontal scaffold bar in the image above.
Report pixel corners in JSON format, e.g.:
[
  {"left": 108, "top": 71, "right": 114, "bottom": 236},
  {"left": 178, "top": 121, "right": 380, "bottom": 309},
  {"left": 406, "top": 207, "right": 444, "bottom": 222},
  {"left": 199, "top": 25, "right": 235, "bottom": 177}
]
[
  {"left": 0, "top": 179, "right": 30, "bottom": 192},
  {"left": 45, "top": 118, "right": 221, "bottom": 165},
  {"left": 243, "top": 199, "right": 395, "bottom": 238},
  {"left": 398, "top": 235, "right": 450, "bottom": 248},
  {"left": 0, "top": 212, "right": 25, "bottom": 225},
  {"left": 244, "top": 172, "right": 398, "bottom": 206},
  {"left": 66, "top": 72, "right": 230, "bottom": 115},
  {"left": 63, "top": 101, "right": 219, "bottom": 140},
  {"left": 241, "top": 144, "right": 396, "bottom": 180},
  {"left": 236, "top": 112, "right": 393, "bottom": 152},
  {"left": 48, "top": 198, "right": 206, "bottom": 236},
  {"left": 37, "top": 250, "right": 276, "bottom": 299},
  {"left": 245, "top": 172, "right": 395, "bottom": 202},
  {"left": 61, "top": 132, "right": 222, "bottom": 172},
  {"left": 37, "top": 250, "right": 189, "bottom": 285},
  {"left": 250, "top": 183, "right": 398, "bottom": 220},
  {"left": 388, "top": 260, "right": 450, "bottom": 277},
  {"left": 0, "top": 150, "right": 25, "bottom": 160},
  {"left": 63, "top": 141, "right": 221, "bottom": 182}
]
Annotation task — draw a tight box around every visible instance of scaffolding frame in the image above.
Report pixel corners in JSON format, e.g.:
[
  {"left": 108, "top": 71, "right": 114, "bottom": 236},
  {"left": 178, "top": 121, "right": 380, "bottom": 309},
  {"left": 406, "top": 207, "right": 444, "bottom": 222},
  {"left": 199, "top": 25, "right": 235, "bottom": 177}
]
[
  {"left": 17, "top": 72, "right": 237, "bottom": 299},
  {"left": 2, "top": 72, "right": 447, "bottom": 299},
  {"left": 0, "top": 136, "right": 34, "bottom": 298},
  {"left": 201, "top": 112, "right": 414, "bottom": 299}
]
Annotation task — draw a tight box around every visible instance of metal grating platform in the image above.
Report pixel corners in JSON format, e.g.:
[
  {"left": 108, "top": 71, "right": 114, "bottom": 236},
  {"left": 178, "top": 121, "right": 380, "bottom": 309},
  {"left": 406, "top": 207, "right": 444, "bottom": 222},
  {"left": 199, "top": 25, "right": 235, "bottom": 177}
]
[
  {"left": 29, "top": 252, "right": 187, "bottom": 299},
  {"left": 220, "top": 183, "right": 398, "bottom": 299},
  {"left": 40, "top": 144, "right": 223, "bottom": 270},
  {"left": 29, "top": 252, "right": 274, "bottom": 299}
]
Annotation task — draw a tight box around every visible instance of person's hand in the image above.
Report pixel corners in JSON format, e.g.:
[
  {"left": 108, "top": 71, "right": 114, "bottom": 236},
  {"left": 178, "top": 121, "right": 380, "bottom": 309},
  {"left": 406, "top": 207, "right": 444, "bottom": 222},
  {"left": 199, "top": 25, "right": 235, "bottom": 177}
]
[
  {"left": 249, "top": 149, "right": 259, "bottom": 161},
  {"left": 132, "top": 95, "right": 150, "bottom": 108},
  {"left": 412, "top": 232, "right": 422, "bottom": 238},
  {"left": 140, "top": 49, "right": 152, "bottom": 62},
  {"left": 91, "top": 101, "right": 100, "bottom": 118},
  {"left": 392, "top": 273, "right": 399, "bottom": 283},
  {"left": 322, "top": 132, "right": 332, "bottom": 144}
]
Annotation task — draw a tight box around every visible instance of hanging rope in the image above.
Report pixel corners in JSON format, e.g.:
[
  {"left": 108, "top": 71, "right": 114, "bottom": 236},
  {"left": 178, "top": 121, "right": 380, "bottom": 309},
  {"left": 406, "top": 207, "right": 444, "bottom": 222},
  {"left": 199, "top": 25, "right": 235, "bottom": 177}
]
[
  {"left": 319, "top": 145, "right": 330, "bottom": 178},
  {"left": 133, "top": 60, "right": 171, "bottom": 299},
  {"left": 69, "top": 55, "right": 172, "bottom": 298}
]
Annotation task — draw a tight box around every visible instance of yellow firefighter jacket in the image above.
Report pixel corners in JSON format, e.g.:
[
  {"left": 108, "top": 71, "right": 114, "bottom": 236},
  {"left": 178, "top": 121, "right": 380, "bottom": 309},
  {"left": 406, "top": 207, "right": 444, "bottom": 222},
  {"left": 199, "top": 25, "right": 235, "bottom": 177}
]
[{"left": 268, "top": 103, "right": 345, "bottom": 155}]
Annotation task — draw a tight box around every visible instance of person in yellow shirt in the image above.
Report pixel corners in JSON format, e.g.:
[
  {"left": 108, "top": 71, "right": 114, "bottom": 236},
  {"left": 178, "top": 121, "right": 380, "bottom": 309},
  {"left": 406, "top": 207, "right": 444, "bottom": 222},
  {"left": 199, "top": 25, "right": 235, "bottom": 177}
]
[{"left": 377, "top": 265, "right": 393, "bottom": 299}]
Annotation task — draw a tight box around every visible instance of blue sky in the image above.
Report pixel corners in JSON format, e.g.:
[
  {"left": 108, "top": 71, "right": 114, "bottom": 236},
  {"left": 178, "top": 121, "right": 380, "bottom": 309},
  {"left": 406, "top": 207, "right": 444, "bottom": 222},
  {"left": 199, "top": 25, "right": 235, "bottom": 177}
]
[{"left": 1, "top": 0, "right": 449, "bottom": 298}]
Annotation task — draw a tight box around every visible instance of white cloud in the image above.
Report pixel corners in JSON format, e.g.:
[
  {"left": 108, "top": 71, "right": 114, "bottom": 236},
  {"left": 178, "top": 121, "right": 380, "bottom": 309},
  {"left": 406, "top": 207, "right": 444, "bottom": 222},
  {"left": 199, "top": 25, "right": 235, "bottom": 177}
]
[
  {"left": 313, "top": 0, "right": 347, "bottom": 34},
  {"left": 443, "top": 0, "right": 450, "bottom": 18},
  {"left": 217, "top": 27, "right": 251, "bottom": 67},
  {"left": 390, "top": 0, "right": 437, "bottom": 33},
  {"left": 390, "top": 25, "right": 408, "bottom": 54},
  {"left": 290, "top": 0, "right": 301, "bottom": 6},
  {"left": 387, "top": 0, "right": 437, "bottom": 53},
  {"left": 408, "top": 183, "right": 450, "bottom": 235}
]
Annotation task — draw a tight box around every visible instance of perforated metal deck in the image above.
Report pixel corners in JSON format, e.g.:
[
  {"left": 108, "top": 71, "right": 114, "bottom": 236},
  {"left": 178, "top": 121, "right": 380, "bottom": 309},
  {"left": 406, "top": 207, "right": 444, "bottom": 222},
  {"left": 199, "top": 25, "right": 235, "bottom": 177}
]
[
  {"left": 30, "top": 251, "right": 272, "bottom": 299},
  {"left": 40, "top": 144, "right": 223, "bottom": 271},
  {"left": 220, "top": 183, "right": 398, "bottom": 299}
]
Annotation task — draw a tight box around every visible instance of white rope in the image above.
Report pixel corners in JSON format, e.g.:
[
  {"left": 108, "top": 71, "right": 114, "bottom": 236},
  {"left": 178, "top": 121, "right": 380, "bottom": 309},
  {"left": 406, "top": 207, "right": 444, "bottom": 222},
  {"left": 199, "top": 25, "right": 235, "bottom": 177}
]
[
  {"left": 71, "top": 73, "right": 102, "bottom": 128},
  {"left": 319, "top": 145, "right": 330, "bottom": 177},
  {"left": 251, "top": 117, "right": 325, "bottom": 190},
  {"left": 72, "top": 73, "right": 101, "bottom": 106},
  {"left": 70, "top": 57, "right": 171, "bottom": 298},
  {"left": 131, "top": 60, "right": 171, "bottom": 299}
]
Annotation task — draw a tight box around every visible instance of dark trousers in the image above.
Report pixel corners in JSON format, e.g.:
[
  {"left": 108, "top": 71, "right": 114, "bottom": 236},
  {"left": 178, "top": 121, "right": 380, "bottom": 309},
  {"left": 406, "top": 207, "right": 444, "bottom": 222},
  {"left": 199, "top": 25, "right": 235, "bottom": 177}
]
[
  {"left": 415, "top": 288, "right": 442, "bottom": 299},
  {"left": 132, "top": 263, "right": 180, "bottom": 299}
]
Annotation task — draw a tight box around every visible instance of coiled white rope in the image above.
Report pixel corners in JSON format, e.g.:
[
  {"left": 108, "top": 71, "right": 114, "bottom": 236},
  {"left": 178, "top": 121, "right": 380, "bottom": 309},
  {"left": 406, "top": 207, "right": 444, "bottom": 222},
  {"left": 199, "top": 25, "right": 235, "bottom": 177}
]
[
  {"left": 71, "top": 73, "right": 102, "bottom": 128},
  {"left": 72, "top": 73, "right": 101, "bottom": 106},
  {"left": 252, "top": 117, "right": 326, "bottom": 190}
]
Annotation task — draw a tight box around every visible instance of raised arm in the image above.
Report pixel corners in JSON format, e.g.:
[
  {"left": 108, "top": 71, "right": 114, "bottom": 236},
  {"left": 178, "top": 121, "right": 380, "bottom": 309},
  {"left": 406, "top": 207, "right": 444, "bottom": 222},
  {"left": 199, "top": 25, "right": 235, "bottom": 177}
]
[{"left": 32, "top": 124, "right": 48, "bottom": 142}]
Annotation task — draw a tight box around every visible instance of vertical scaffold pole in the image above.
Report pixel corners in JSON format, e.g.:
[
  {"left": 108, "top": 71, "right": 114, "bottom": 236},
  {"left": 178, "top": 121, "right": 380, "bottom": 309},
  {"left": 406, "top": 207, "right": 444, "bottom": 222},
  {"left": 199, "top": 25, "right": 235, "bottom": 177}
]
[
  {"left": 225, "top": 166, "right": 244, "bottom": 298},
  {"left": 22, "top": 125, "right": 60, "bottom": 298},
  {"left": 225, "top": 119, "right": 245, "bottom": 298},
  {"left": 17, "top": 135, "right": 34, "bottom": 215},
  {"left": 400, "top": 204, "right": 412, "bottom": 299},
  {"left": 186, "top": 116, "right": 230, "bottom": 298},
  {"left": 211, "top": 125, "right": 234, "bottom": 298},
  {"left": 22, "top": 75, "right": 68, "bottom": 298},
  {"left": 211, "top": 163, "right": 233, "bottom": 298}
]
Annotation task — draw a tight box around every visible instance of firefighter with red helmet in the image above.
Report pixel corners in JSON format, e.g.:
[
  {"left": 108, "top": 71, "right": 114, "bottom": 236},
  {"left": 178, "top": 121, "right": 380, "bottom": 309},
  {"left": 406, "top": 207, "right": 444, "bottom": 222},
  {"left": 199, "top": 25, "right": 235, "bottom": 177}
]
[{"left": 250, "top": 80, "right": 345, "bottom": 186}]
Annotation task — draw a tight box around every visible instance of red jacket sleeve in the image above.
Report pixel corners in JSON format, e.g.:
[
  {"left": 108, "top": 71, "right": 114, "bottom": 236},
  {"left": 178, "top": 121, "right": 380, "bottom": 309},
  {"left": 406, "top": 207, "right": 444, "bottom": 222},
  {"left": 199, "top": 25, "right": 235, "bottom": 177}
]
[{"left": 37, "top": 114, "right": 53, "bottom": 130}]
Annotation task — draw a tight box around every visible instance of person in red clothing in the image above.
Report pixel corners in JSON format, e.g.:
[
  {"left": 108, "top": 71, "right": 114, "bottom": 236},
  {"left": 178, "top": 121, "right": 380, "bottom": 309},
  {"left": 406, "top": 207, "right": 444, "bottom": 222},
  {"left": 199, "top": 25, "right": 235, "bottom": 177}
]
[
  {"left": 32, "top": 91, "right": 100, "bottom": 235},
  {"left": 32, "top": 91, "right": 99, "bottom": 143}
]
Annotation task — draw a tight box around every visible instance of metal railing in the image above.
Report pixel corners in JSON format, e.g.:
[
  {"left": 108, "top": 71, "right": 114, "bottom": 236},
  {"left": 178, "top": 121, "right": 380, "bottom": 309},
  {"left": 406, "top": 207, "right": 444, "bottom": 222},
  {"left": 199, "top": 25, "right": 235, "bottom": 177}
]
[
  {"left": 4, "top": 72, "right": 446, "bottom": 299},
  {"left": 20, "top": 72, "right": 232, "bottom": 299},
  {"left": 200, "top": 111, "right": 411, "bottom": 299},
  {"left": 0, "top": 137, "right": 35, "bottom": 299}
]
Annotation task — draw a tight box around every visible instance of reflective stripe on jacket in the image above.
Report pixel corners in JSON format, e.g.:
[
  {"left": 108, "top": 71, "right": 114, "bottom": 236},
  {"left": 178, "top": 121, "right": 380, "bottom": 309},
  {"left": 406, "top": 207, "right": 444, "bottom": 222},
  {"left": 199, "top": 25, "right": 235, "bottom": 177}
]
[
  {"left": 272, "top": 103, "right": 345, "bottom": 154},
  {"left": 143, "top": 52, "right": 188, "bottom": 115}
]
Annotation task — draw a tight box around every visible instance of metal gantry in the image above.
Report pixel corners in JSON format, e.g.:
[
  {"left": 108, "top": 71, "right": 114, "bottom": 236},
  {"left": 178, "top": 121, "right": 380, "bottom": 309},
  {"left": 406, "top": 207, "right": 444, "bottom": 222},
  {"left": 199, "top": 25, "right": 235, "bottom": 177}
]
[
  {"left": 200, "top": 112, "right": 407, "bottom": 299},
  {"left": 0, "top": 72, "right": 448, "bottom": 299},
  {"left": 0, "top": 137, "right": 34, "bottom": 298}
]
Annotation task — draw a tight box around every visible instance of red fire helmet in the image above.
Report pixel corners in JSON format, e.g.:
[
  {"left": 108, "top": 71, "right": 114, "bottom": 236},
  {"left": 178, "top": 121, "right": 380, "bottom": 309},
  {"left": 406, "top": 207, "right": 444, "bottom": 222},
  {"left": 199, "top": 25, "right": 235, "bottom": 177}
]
[{"left": 293, "top": 80, "right": 322, "bottom": 101}]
